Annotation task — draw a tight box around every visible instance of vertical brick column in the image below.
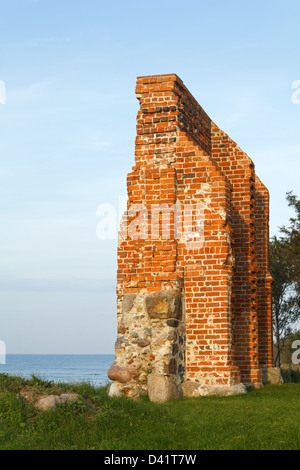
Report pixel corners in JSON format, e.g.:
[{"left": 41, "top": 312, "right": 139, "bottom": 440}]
[
  {"left": 211, "top": 124, "right": 262, "bottom": 387},
  {"left": 255, "top": 176, "right": 273, "bottom": 369},
  {"left": 174, "top": 136, "right": 241, "bottom": 389}
]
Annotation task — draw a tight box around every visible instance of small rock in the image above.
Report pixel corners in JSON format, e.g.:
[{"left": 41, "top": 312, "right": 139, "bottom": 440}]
[
  {"left": 166, "top": 319, "right": 180, "bottom": 328},
  {"left": 117, "top": 323, "right": 126, "bottom": 335},
  {"left": 167, "top": 330, "right": 177, "bottom": 341},
  {"left": 36, "top": 395, "right": 61, "bottom": 411},
  {"left": 115, "top": 336, "right": 128, "bottom": 349},
  {"left": 59, "top": 393, "right": 79, "bottom": 402},
  {"left": 108, "top": 382, "right": 123, "bottom": 397},
  {"left": 164, "top": 358, "right": 177, "bottom": 375},
  {"left": 36, "top": 393, "right": 81, "bottom": 410},
  {"left": 137, "top": 338, "right": 150, "bottom": 348}
]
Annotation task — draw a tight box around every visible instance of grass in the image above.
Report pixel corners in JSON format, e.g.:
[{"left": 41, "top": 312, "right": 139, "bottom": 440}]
[{"left": 0, "top": 373, "right": 299, "bottom": 450}]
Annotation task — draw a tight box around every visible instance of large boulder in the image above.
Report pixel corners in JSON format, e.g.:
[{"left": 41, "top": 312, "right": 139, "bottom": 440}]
[
  {"left": 107, "top": 361, "right": 140, "bottom": 384},
  {"left": 147, "top": 374, "right": 182, "bottom": 403},
  {"left": 262, "top": 367, "right": 283, "bottom": 384},
  {"left": 145, "top": 290, "right": 182, "bottom": 320}
]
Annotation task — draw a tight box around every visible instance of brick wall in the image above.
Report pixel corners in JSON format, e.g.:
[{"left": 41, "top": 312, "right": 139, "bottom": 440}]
[{"left": 108, "top": 74, "right": 274, "bottom": 400}]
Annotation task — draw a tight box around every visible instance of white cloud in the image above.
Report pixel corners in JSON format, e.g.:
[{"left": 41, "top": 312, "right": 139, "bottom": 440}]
[{"left": 7, "top": 78, "right": 59, "bottom": 104}]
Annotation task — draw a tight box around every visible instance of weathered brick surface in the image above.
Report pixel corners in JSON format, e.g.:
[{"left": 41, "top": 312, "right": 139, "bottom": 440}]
[{"left": 108, "top": 74, "right": 273, "bottom": 399}]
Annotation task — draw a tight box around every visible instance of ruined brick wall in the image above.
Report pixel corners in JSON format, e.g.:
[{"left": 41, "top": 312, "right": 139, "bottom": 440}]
[{"left": 108, "top": 74, "right": 274, "bottom": 401}]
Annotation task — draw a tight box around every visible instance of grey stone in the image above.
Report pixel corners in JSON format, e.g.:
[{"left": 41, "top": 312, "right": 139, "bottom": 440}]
[
  {"left": 36, "top": 395, "right": 61, "bottom": 411},
  {"left": 262, "top": 367, "right": 284, "bottom": 385},
  {"left": 181, "top": 381, "right": 200, "bottom": 398},
  {"left": 167, "top": 330, "right": 177, "bottom": 341},
  {"left": 147, "top": 374, "right": 182, "bottom": 403},
  {"left": 36, "top": 393, "right": 81, "bottom": 410},
  {"left": 59, "top": 393, "right": 79, "bottom": 403},
  {"left": 115, "top": 336, "right": 128, "bottom": 349},
  {"left": 143, "top": 328, "right": 151, "bottom": 337},
  {"left": 245, "top": 382, "right": 264, "bottom": 390},
  {"left": 137, "top": 338, "right": 150, "bottom": 348},
  {"left": 145, "top": 290, "right": 182, "bottom": 320},
  {"left": 182, "top": 381, "right": 247, "bottom": 397},
  {"left": 108, "top": 382, "right": 123, "bottom": 397},
  {"left": 167, "top": 319, "right": 180, "bottom": 328},
  {"left": 122, "top": 294, "right": 136, "bottom": 313},
  {"left": 164, "top": 358, "right": 177, "bottom": 375}
]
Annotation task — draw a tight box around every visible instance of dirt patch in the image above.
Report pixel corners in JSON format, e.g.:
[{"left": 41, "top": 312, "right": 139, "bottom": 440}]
[{"left": 19, "top": 385, "right": 64, "bottom": 405}]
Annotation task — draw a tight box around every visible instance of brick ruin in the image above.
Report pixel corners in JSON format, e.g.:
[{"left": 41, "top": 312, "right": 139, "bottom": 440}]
[{"left": 107, "top": 74, "right": 279, "bottom": 401}]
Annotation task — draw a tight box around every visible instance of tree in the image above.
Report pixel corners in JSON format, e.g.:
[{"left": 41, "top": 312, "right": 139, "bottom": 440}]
[
  {"left": 269, "top": 192, "right": 300, "bottom": 367},
  {"left": 280, "top": 191, "right": 300, "bottom": 294}
]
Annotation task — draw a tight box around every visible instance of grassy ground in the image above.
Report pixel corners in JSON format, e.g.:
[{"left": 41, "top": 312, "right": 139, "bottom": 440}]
[{"left": 0, "top": 373, "right": 299, "bottom": 450}]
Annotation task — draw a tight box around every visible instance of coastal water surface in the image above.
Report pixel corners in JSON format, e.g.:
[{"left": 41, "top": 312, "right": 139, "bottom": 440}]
[{"left": 0, "top": 354, "right": 115, "bottom": 387}]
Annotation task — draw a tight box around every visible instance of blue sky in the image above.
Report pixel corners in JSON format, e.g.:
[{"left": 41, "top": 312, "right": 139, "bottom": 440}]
[{"left": 0, "top": 0, "right": 300, "bottom": 353}]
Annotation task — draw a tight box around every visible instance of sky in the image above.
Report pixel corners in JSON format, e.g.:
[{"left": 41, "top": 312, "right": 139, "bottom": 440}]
[{"left": 0, "top": 0, "right": 300, "bottom": 354}]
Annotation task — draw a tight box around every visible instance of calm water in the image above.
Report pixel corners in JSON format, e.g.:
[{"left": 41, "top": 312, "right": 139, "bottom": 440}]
[{"left": 0, "top": 354, "right": 115, "bottom": 387}]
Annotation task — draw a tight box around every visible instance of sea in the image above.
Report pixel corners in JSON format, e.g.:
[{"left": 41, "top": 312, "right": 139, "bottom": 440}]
[{"left": 0, "top": 354, "right": 115, "bottom": 388}]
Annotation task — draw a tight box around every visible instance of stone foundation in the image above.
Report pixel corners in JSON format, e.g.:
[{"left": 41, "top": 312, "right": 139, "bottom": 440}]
[{"left": 108, "top": 289, "right": 185, "bottom": 398}]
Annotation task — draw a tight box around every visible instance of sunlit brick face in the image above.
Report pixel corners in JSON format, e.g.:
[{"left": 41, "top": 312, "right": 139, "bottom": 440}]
[{"left": 108, "top": 74, "right": 273, "bottom": 400}]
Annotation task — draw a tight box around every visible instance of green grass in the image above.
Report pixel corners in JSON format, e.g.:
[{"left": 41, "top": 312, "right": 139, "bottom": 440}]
[{"left": 0, "top": 373, "right": 299, "bottom": 450}]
